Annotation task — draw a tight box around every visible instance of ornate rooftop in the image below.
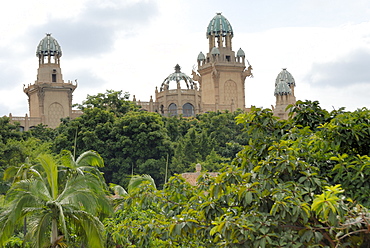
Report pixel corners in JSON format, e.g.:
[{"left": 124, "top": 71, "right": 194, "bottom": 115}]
[
  {"left": 207, "top": 13, "right": 233, "bottom": 38},
  {"left": 36, "top": 33, "right": 62, "bottom": 57}
]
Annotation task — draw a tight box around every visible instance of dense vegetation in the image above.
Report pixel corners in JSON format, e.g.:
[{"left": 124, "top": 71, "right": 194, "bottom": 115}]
[{"left": 0, "top": 91, "right": 369, "bottom": 247}]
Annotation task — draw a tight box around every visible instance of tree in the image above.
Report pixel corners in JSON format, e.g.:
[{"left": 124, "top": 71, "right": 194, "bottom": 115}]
[
  {"left": 104, "top": 104, "right": 370, "bottom": 247},
  {"left": 24, "top": 124, "right": 56, "bottom": 143},
  {"left": 75, "top": 89, "right": 139, "bottom": 117},
  {"left": 170, "top": 127, "right": 215, "bottom": 174},
  {"left": 0, "top": 152, "right": 112, "bottom": 247},
  {"left": 54, "top": 101, "right": 172, "bottom": 186},
  {"left": 195, "top": 110, "right": 248, "bottom": 158},
  {"left": 0, "top": 117, "right": 23, "bottom": 144},
  {"left": 288, "top": 100, "right": 330, "bottom": 130},
  {"left": 108, "top": 111, "right": 172, "bottom": 186}
]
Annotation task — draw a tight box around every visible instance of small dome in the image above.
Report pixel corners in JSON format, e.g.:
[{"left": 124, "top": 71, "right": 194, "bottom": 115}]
[
  {"left": 197, "top": 51, "right": 205, "bottom": 61},
  {"left": 237, "top": 48, "right": 245, "bottom": 57},
  {"left": 275, "top": 68, "right": 295, "bottom": 87},
  {"left": 211, "top": 47, "right": 220, "bottom": 55},
  {"left": 160, "top": 64, "right": 196, "bottom": 91},
  {"left": 274, "top": 80, "right": 292, "bottom": 96},
  {"left": 36, "top": 33, "right": 62, "bottom": 57},
  {"left": 207, "top": 13, "right": 233, "bottom": 38}
]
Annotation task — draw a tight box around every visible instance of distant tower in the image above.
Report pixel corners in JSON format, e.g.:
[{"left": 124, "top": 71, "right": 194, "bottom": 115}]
[
  {"left": 273, "top": 68, "right": 296, "bottom": 119},
  {"left": 196, "top": 13, "right": 252, "bottom": 112},
  {"left": 23, "top": 34, "right": 77, "bottom": 128}
]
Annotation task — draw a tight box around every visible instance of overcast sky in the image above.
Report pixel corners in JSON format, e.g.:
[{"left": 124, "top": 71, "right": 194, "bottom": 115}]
[{"left": 1, "top": 0, "right": 370, "bottom": 116}]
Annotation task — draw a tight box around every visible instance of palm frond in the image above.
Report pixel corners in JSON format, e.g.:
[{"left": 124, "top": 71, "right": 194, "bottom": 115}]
[
  {"left": 76, "top": 150, "right": 104, "bottom": 168},
  {"left": 37, "top": 154, "right": 59, "bottom": 199},
  {"left": 60, "top": 150, "right": 77, "bottom": 170},
  {"left": 58, "top": 203, "right": 69, "bottom": 243},
  {"left": 58, "top": 174, "right": 112, "bottom": 216},
  {"left": 69, "top": 210, "right": 106, "bottom": 248},
  {"left": 109, "top": 183, "right": 127, "bottom": 196},
  {"left": 128, "top": 174, "right": 157, "bottom": 193},
  {"left": 28, "top": 212, "right": 52, "bottom": 248},
  {"left": 0, "top": 194, "right": 38, "bottom": 246},
  {"left": 3, "top": 166, "right": 18, "bottom": 181}
]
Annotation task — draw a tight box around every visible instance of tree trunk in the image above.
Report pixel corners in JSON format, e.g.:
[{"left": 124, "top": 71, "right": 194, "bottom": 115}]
[
  {"left": 23, "top": 217, "right": 27, "bottom": 237},
  {"left": 51, "top": 219, "right": 58, "bottom": 247}
]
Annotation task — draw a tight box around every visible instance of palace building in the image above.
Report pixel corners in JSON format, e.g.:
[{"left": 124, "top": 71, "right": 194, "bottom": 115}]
[
  {"left": 136, "top": 13, "right": 295, "bottom": 117},
  {"left": 9, "top": 13, "right": 296, "bottom": 130}
]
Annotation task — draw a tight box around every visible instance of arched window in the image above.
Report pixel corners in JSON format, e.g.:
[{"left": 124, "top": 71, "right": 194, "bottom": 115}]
[
  {"left": 168, "top": 103, "right": 177, "bottom": 116},
  {"left": 182, "top": 103, "right": 194, "bottom": 117}
]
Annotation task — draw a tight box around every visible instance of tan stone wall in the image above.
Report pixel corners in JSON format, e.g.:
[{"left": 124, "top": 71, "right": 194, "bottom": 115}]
[
  {"left": 37, "top": 64, "right": 63, "bottom": 83},
  {"left": 28, "top": 90, "right": 40, "bottom": 117}
]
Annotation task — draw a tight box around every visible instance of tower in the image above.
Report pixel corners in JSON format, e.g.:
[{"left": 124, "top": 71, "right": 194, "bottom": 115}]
[
  {"left": 195, "top": 13, "right": 252, "bottom": 112},
  {"left": 273, "top": 68, "right": 296, "bottom": 119},
  {"left": 23, "top": 34, "right": 77, "bottom": 128}
]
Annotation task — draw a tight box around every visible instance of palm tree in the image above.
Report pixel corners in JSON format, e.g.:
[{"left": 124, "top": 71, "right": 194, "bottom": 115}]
[
  {"left": 59, "top": 150, "right": 107, "bottom": 190},
  {"left": 0, "top": 153, "right": 112, "bottom": 247},
  {"left": 3, "top": 157, "right": 34, "bottom": 238},
  {"left": 127, "top": 174, "right": 157, "bottom": 193}
]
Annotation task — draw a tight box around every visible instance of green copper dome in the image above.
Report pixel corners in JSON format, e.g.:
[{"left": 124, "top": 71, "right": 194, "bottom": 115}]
[
  {"left": 275, "top": 68, "right": 295, "bottom": 87},
  {"left": 197, "top": 51, "right": 206, "bottom": 61},
  {"left": 207, "top": 13, "right": 233, "bottom": 38},
  {"left": 160, "top": 64, "right": 196, "bottom": 90},
  {"left": 274, "top": 68, "right": 295, "bottom": 96},
  {"left": 36, "top": 33, "right": 62, "bottom": 57},
  {"left": 237, "top": 48, "right": 245, "bottom": 57},
  {"left": 274, "top": 80, "right": 292, "bottom": 96}
]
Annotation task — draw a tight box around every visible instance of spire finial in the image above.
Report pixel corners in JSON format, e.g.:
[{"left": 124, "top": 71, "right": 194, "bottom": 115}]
[{"left": 174, "top": 64, "right": 181, "bottom": 73}]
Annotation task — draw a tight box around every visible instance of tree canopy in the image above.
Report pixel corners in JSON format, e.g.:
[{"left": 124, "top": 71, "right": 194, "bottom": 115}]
[{"left": 1, "top": 92, "right": 369, "bottom": 247}]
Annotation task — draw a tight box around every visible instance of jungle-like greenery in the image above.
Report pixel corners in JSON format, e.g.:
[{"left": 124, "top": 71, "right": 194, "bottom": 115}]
[{"left": 0, "top": 91, "right": 369, "bottom": 247}]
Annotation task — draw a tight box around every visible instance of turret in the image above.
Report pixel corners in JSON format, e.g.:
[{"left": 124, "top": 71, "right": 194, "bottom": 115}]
[{"left": 273, "top": 68, "right": 296, "bottom": 119}]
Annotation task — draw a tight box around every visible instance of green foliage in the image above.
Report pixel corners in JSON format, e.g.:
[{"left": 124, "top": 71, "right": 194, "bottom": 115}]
[
  {"left": 168, "top": 110, "right": 248, "bottom": 174},
  {"left": 104, "top": 104, "right": 370, "bottom": 247},
  {"left": 195, "top": 110, "right": 248, "bottom": 156},
  {"left": 288, "top": 100, "right": 330, "bottom": 130},
  {"left": 319, "top": 108, "right": 370, "bottom": 155},
  {"left": 24, "top": 124, "right": 56, "bottom": 142},
  {"left": 54, "top": 106, "right": 172, "bottom": 186},
  {"left": 108, "top": 111, "right": 172, "bottom": 185},
  {"left": 171, "top": 127, "right": 215, "bottom": 173},
  {"left": 0, "top": 152, "right": 112, "bottom": 247},
  {"left": 75, "top": 89, "right": 139, "bottom": 116},
  {"left": 0, "top": 117, "right": 23, "bottom": 144},
  {"left": 2, "top": 96, "right": 370, "bottom": 247}
]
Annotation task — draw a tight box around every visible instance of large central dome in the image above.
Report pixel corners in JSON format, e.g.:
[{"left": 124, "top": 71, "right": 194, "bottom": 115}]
[
  {"left": 160, "top": 64, "right": 196, "bottom": 91},
  {"left": 36, "top": 33, "right": 62, "bottom": 57},
  {"left": 207, "top": 13, "right": 233, "bottom": 37}
]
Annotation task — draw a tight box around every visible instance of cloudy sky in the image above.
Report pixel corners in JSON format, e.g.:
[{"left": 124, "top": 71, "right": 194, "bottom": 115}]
[{"left": 1, "top": 0, "right": 370, "bottom": 116}]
